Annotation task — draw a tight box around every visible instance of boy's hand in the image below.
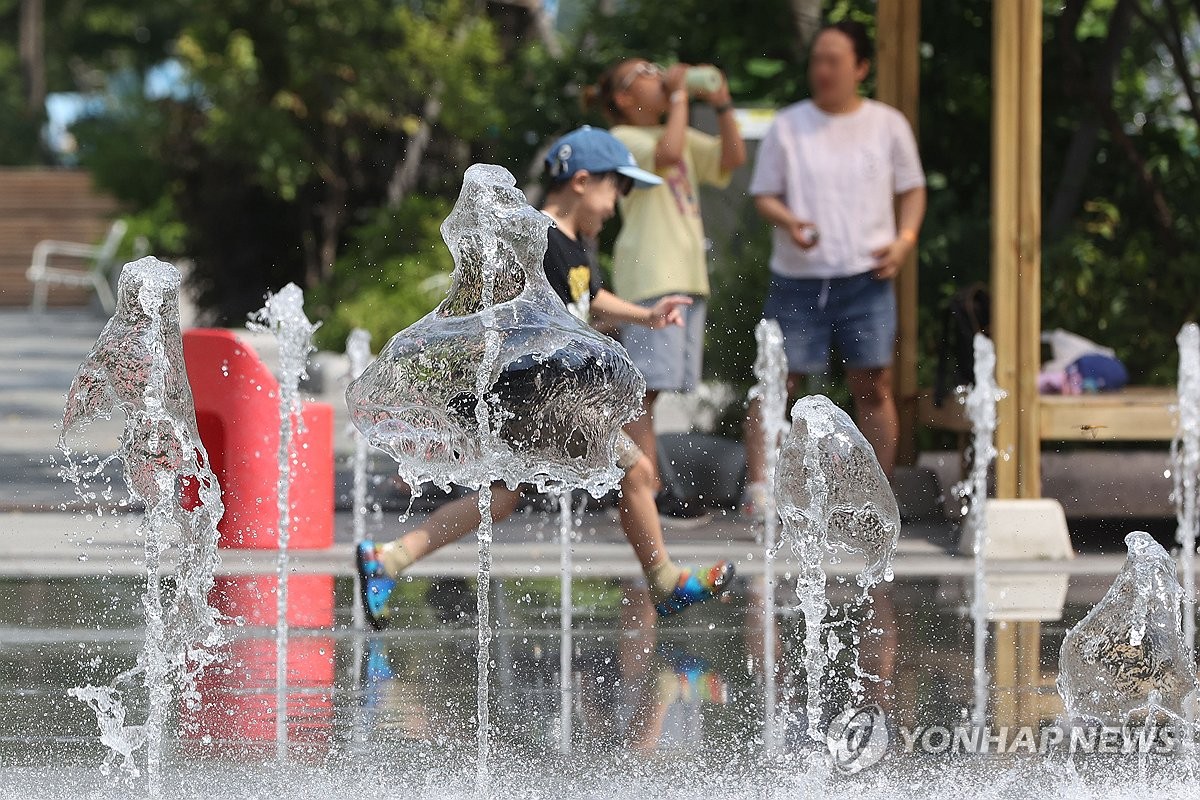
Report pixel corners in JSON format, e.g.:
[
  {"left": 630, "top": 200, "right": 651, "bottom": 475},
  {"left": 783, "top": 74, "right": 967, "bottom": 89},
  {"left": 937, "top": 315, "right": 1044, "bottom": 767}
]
[{"left": 646, "top": 295, "right": 693, "bottom": 329}]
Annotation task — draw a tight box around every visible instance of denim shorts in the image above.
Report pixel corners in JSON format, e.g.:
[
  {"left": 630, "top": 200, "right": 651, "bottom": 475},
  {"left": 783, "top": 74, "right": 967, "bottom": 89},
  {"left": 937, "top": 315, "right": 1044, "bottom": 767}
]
[
  {"left": 763, "top": 272, "right": 896, "bottom": 375},
  {"left": 619, "top": 295, "right": 706, "bottom": 392}
]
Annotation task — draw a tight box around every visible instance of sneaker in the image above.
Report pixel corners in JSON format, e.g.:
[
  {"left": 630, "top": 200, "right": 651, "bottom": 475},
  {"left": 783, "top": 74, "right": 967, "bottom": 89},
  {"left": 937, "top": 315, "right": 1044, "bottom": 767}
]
[
  {"left": 655, "top": 561, "right": 735, "bottom": 617},
  {"left": 740, "top": 481, "right": 770, "bottom": 521},
  {"left": 655, "top": 488, "right": 712, "bottom": 529},
  {"left": 356, "top": 540, "right": 396, "bottom": 630}
]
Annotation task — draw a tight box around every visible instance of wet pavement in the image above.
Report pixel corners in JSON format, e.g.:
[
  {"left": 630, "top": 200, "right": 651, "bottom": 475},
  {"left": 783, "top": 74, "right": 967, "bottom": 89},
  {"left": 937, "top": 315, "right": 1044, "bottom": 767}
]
[{"left": 4, "top": 307, "right": 1200, "bottom": 797}]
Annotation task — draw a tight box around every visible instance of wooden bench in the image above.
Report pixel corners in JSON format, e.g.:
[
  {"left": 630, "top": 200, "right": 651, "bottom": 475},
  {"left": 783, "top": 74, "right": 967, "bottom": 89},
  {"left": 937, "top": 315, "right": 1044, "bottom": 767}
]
[
  {"left": 920, "top": 386, "right": 1178, "bottom": 441},
  {"left": 27, "top": 219, "right": 126, "bottom": 313},
  {"left": 0, "top": 168, "right": 118, "bottom": 307}
]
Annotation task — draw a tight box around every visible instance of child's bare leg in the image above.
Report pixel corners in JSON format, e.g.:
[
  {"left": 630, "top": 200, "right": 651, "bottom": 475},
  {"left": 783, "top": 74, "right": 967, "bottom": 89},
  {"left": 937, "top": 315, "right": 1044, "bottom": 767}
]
[
  {"left": 377, "top": 483, "right": 521, "bottom": 577},
  {"left": 617, "top": 454, "right": 671, "bottom": 575},
  {"left": 623, "top": 391, "right": 660, "bottom": 491},
  {"left": 613, "top": 434, "right": 734, "bottom": 610},
  {"left": 615, "top": 445, "right": 686, "bottom": 599},
  {"left": 620, "top": 584, "right": 667, "bottom": 753}
]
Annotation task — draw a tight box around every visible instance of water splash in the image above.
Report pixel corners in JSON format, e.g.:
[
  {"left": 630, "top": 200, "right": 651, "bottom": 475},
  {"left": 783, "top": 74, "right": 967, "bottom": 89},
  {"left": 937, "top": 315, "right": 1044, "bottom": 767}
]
[
  {"left": 346, "top": 328, "right": 373, "bottom": 636},
  {"left": 750, "top": 319, "right": 788, "bottom": 751},
  {"left": 1058, "top": 531, "right": 1199, "bottom": 725},
  {"left": 247, "top": 282, "right": 320, "bottom": 759},
  {"left": 557, "top": 490, "right": 582, "bottom": 755},
  {"left": 346, "top": 164, "right": 645, "bottom": 499},
  {"left": 1172, "top": 323, "right": 1199, "bottom": 706},
  {"left": 775, "top": 395, "right": 900, "bottom": 740},
  {"left": 472, "top": 180, "right": 504, "bottom": 794},
  {"left": 61, "top": 257, "right": 224, "bottom": 792},
  {"left": 954, "top": 334, "right": 1005, "bottom": 728},
  {"left": 345, "top": 164, "right": 644, "bottom": 793},
  {"left": 346, "top": 329, "right": 373, "bottom": 543}
]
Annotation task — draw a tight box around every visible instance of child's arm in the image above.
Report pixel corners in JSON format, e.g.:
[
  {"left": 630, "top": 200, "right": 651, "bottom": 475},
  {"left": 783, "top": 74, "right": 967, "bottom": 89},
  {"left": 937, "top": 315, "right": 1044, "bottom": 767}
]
[
  {"left": 699, "top": 69, "right": 746, "bottom": 172},
  {"left": 591, "top": 289, "right": 692, "bottom": 329},
  {"left": 654, "top": 64, "right": 691, "bottom": 170}
]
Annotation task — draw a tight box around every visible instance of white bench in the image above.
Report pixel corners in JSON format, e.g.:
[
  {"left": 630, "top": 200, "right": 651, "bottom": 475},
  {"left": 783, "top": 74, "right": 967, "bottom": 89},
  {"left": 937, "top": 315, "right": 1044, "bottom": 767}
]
[{"left": 26, "top": 219, "right": 126, "bottom": 313}]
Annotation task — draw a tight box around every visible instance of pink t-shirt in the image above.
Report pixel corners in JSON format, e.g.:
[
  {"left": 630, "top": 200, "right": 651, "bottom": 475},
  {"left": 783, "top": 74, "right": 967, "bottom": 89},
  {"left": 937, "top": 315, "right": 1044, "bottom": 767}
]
[{"left": 749, "top": 99, "right": 925, "bottom": 279}]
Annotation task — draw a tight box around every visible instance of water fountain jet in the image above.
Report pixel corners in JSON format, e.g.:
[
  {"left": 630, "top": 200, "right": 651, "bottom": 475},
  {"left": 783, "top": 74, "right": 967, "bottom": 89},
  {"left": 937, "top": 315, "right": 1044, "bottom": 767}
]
[{"left": 61, "top": 257, "right": 224, "bottom": 792}]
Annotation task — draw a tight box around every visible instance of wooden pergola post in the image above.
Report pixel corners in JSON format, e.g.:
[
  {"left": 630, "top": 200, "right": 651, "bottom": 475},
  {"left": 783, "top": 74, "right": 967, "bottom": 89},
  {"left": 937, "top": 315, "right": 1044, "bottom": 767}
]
[
  {"left": 876, "top": 0, "right": 922, "bottom": 467},
  {"left": 992, "top": 0, "right": 1043, "bottom": 499},
  {"left": 880, "top": 0, "right": 1042, "bottom": 490}
]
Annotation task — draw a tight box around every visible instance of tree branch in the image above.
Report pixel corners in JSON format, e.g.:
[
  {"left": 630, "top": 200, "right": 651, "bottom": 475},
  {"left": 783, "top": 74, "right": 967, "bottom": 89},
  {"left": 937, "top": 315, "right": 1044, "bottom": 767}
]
[
  {"left": 1051, "top": 0, "right": 1177, "bottom": 248},
  {"left": 18, "top": 0, "right": 46, "bottom": 114},
  {"left": 1048, "top": 0, "right": 1134, "bottom": 238},
  {"left": 1158, "top": 0, "right": 1200, "bottom": 131},
  {"left": 386, "top": 85, "right": 444, "bottom": 209}
]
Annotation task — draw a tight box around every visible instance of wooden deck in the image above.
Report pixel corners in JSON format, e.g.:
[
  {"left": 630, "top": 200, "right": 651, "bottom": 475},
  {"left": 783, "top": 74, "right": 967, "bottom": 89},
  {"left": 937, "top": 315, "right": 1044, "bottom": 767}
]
[
  {"left": 921, "top": 386, "right": 1178, "bottom": 442},
  {"left": 0, "top": 169, "right": 118, "bottom": 307}
]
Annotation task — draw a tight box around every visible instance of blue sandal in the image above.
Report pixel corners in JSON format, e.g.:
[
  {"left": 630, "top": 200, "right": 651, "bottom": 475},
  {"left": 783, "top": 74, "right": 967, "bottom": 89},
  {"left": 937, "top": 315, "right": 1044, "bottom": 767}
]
[{"left": 356, "top": 541, "right": 396, "bottom": 630}]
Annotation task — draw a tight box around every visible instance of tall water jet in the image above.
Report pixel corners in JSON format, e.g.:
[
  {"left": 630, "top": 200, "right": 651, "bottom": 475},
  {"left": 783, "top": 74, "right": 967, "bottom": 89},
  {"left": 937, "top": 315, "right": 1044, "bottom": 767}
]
[
  {"left": 750, "top": 319, "right": 788, "bottom": 751},
  {"left": 1058, "top": 531, "right": 1199, "bottom": 725},
  {"left": 558, "top": 491, "right": 575, "bottom": 755},
  {"left": 957, "top": 334, "right": 1004, "bottom": 728},
  {"left": 775, "top": 395, "right": 900, "bottom": 740},
  {"left": 247, "top": 283, "right": 319, "bottom": 759},
  {"left": 346, "top": 328, "right": 373, "bottom": 633},
  {"left": 346, "top": 164, "right": 644, "bottom": 789},
  {"left": 1172, "top": 322, "right": 1199, "bottom": 714},
  {"left": 61, "top": 257, "right": 224, "bottom": 792}
]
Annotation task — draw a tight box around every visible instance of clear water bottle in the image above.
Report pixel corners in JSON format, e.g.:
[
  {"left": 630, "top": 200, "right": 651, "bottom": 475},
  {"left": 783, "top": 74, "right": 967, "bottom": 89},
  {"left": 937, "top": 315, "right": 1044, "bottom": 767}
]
[{"left": 685, "top": 66, "right": 723, "bottom": 96}]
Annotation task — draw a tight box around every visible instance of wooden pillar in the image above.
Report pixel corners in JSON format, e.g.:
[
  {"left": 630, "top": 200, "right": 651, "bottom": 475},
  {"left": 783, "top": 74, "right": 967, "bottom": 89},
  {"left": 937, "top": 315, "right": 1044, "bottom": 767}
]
[
  {"left": 992, "top": 620, "right": 1018, "bottom": 728},
  {"left": 1016, "top": 620, "right": 1041, "bottom": 727},
  {"left": 876, "top": 0, "right": 922, "bottom": 466},
  {"left": 991, "top": 0, "right": 1042, "bottom": 499}
]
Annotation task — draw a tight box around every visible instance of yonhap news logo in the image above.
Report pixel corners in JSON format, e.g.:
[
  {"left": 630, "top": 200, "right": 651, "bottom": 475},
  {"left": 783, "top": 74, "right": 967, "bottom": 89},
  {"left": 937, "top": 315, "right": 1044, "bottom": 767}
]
[
  {"left": 826, "top": 704, "right": 889, "bottom": 774},
  {"left": 825, "top": 706, "right": 1191, "bottom": 774},
  {"left": 898, "top": 722, "right": 1187, "bottom": 756}
]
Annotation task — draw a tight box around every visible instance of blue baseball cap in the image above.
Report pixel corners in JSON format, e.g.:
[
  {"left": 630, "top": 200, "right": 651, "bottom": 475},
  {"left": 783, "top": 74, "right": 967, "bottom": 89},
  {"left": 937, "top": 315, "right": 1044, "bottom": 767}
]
[{"left": 544, "top": 125, "right": 662, "bottom": 189}]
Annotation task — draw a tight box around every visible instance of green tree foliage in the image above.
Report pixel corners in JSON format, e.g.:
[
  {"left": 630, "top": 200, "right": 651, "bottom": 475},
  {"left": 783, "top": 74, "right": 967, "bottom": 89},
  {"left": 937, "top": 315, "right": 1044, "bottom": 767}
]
[
  {"left": 312, "top": 195, "right": 454, "bottom": 351},
  {"left": 173, "top": 0, "right": 506, "bottom": 294},
  {"left": 1041, "top": 0, "right": 1200, "bottom": 383},
  {"left": 0, "top": 0, "right": 47, "bottom": 164},
  {"left": 17, "top": 0, "right": 1198, "bottom": 392},
  {"left": 0, "top": 0, "right": 186, "bottom": 164},
  {"left": 62, "top": 0, "right": 515, "bottom": 325}
]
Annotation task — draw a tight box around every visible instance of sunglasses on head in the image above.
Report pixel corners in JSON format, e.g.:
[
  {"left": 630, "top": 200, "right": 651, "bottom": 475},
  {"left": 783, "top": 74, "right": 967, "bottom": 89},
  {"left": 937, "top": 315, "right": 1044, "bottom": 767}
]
[{"left": 617, "top": 62, "right": 665, "bottom": 93}]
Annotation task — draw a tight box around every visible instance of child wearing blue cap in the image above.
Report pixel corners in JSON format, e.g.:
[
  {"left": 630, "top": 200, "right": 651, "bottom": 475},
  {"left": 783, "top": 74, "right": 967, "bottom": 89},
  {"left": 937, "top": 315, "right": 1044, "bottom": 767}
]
[{"left": 356, "top": 127, "right": 735, "bottom": 630}]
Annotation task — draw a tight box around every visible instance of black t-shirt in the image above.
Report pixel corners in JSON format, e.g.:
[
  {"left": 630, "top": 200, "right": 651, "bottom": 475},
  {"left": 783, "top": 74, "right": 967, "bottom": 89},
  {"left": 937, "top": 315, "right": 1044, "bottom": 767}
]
[{"left": 543, "top": 225, "right": 602, "bottom": 321}]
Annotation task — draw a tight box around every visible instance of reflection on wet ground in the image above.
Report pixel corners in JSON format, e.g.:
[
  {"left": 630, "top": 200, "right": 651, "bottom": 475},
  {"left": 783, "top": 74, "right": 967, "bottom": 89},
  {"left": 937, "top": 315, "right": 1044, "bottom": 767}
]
[{"left": 4, "top": 566, "right": 1198, "bottom": 798}]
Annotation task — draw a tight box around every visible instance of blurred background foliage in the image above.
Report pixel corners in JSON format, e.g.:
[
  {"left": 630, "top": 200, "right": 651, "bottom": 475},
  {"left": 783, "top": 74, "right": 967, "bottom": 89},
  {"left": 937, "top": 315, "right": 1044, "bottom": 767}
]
[{"left": 2, "top": 0, "right": 1198, "bottom": 383}]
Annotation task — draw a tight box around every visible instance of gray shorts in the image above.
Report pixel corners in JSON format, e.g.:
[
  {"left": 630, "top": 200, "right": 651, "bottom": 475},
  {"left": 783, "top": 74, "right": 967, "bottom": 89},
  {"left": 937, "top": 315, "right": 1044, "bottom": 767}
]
[{"left": 619, "top": 295, "right": 706, "bottom": 393}]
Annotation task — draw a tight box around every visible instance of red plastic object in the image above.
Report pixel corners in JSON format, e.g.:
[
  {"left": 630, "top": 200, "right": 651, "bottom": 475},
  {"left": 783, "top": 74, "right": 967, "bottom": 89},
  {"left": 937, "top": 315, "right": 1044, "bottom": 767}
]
[
  {"left": 183, "top": 575, "right": 336, "bottom": 760},
  {"left": 182, "top": 328, "right": 334, "bottom": 549}
]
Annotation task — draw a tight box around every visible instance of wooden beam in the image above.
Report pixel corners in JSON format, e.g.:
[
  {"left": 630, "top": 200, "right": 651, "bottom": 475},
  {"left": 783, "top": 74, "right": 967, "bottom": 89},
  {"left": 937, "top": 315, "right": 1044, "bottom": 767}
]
[
  {"left": 1016, "top": 0, "right": 1043, "bottom": 498},
  {"left": 993, "top": 620, "right": 1018, "bottom": 729},
  {"left": 992, "top": 0, "right": 1022, "bottom": 500},
  {"left": 1017, "top": 620, "right": 1041, "bottom": 727},
  {"left": 876, "top": 0, "right": 922, "bottom": 466}
]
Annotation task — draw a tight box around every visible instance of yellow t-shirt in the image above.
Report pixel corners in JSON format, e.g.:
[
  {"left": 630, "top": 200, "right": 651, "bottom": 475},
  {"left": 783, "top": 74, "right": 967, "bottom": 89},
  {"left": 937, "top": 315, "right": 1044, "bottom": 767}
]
[{"left": 611, "top": 125, "right": 732, "bottom": 302}]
